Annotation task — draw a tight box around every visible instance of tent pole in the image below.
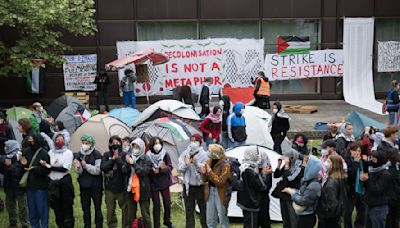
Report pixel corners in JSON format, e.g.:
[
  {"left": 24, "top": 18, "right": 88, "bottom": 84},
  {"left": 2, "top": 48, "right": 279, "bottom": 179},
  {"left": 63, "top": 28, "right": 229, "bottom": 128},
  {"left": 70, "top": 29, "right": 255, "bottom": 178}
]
[{"left": 145, "top": 80, "right": 150, "bottom": 105}]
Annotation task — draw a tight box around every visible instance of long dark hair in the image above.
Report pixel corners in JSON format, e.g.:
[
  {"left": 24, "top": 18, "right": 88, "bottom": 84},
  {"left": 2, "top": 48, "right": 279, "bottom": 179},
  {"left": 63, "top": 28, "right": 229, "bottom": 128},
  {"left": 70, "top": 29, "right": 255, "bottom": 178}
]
[{"left": 148, "top": 137, "right": 164, "bottom": 153}]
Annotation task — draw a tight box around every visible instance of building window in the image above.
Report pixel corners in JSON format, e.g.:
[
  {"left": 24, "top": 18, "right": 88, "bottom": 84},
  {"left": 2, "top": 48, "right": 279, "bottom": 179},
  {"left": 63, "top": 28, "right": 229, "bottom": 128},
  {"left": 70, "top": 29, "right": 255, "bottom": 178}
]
[
  {"left": 137, "top": 21, "right": 197, "bottom": 41},
  {"left": 200, "top": 20, "right": 259, "bottom": 39},
  {"left": 262, "top": 19, "right": 321, "bottom": 94}
]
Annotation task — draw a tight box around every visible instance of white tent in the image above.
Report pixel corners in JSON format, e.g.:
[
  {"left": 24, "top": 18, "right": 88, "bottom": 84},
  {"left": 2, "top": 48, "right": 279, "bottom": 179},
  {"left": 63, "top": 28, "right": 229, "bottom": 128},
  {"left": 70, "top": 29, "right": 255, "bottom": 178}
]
[
  {"left": 133, "top": 100, "right": 200, "bottom": 127},
  {"left": 226, "top": 145, "right": 283, "bottom": 221},
  {"left": 243, "top": 106, "right": 274, "bottom": 149},
  {"left": 70, "top": 114, "right": 132, "bottom": 154}
]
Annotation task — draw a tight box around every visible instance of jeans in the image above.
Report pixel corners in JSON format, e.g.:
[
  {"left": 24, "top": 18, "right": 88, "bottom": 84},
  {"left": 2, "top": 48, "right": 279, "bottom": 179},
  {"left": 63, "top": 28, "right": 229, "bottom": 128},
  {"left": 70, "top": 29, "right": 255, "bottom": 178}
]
[
  {"left": 105, "top": 190, "right": 130, "bottom": 228},
  {"left": 389, "top": 112, "right": 398, "bottom": 126},
  {"left": 298, "top": 214, "right": 316, "bottom": 228},
  {"left": 206, "top": 186, "right": 229, "bottom": 228},
  {"left": 344, "top": 196, "right": 366, "bottom": 228},
  {"left": 280, "top": 199, "right": 298, "bottom": 228},
  {"left": 80, "top": 187, "right": 103, "bottom": 228},
  {"left": 366, "top": 205, "right": 389, "bottom": 228},
  {"left": 151, "top": 188, "right": 173, "bottom": 228},
  {"left": 96, "top": 89, "right": 109, "bottom": 112},
  {"left": 27, "top": 189, "right": 49, "bottom": 228},
  {"left": 127, "top": 197, "right": 152, "bottom": 228},
  {"left": 123, "top": 91, "right": 136, "bottom": 109},
  {"left": 5, "top": 191, "right": 28, "bottom": 226},
  {"left": 183, "top": 185, "right": 207, "bottom": 228}
]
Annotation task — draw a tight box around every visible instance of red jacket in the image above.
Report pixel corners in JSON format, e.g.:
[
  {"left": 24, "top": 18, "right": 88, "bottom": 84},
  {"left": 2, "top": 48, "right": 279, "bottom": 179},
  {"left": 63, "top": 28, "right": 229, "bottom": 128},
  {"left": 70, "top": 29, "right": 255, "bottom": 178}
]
[{"left": 199, "top": 118, "right": 222, "bottom": 141}]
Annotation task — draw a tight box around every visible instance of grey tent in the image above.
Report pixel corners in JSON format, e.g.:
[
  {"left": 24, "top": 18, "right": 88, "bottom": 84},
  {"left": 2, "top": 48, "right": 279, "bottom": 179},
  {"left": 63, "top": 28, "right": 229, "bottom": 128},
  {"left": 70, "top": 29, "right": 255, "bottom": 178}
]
[
  {"left": 55, "top": 104, "right": 83, "bottom": 134},
  {"left": 130, "top": 118, "right": 201, "bottom": 168},
  {"left": 48, "top": 95, "right": 84, "bottom": 119}
]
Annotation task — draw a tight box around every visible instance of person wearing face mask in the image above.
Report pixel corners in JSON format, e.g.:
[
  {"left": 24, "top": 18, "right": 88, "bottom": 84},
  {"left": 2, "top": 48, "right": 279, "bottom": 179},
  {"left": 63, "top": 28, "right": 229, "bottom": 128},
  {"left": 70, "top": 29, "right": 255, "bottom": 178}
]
[
  {"left": 123, "top": 138, "right": 153, "bottom": 228},
  {"left": 199, "top": 106, "right": 222, "bottom": 146},
  {"left": 100, "top": 135, "right": 130, "bottom": 228},
  {"left": 386, "top": 80, "right": 400, "bottom": 125},
  {"left": 119, "top": 69, "right": 137, "bottom": 109},
  {"left": 199, "top": 77, "right": 213, "bottom": 118},
  {"left": 41, "top": 133, "right": 74, "bottom": 227},
  {"left": 364, "top": 150, "right": 391, "bottom": 228},
  {"left": 146, "top": 137, "right": 174, "bottom": 228},
  {"left": 20, "top": 134, "right": 50, "bottom": 228},
  {"left": 18, "top": 118, "right": 37, "bottom": 151},
  {"left": 0, "top": 112, "right": 15, "bottom": 156},
  {"left": 73, "top": 134, "right": 104, "bottom": 228},
  {"left": 178, "top": 134, "right": 208, "bottom": 228},
  {"left": 319, "top": 140, "right": 348, "bottom": 185},
  {"left": 219, "top": 95, "right": 232, "bottom": 149},
  {"left": 252, "top": 71, "right": 271, "bottom": 110},
  {"left": 227, "top": 102, "right": 247, "bottom": 149},
  {"left": 270, "top": 101, "right": 290, "bottom": 154},
  {"left": 0, "top": 140, "right": 28, "bottom": 228},
  {"left": 122, "top": 137, "right": 132, "bottom": 153},
  {"left": 292, "top": 134, "right": 309, "bottom": 158},
  {"left": 200, "top": 144, "right": 232, "bottom": 228},
  {"left": 316, "top": 155, "right": 347, "bottom": 228},
  {"left": 336, "top": 123, "right": 355, "bottom": 157},
  {"left": 54, "top": 121, "right": 70, "bottom": 146},
  {"left": 343, "top": 143, "right": 368, "bottom": 228}
]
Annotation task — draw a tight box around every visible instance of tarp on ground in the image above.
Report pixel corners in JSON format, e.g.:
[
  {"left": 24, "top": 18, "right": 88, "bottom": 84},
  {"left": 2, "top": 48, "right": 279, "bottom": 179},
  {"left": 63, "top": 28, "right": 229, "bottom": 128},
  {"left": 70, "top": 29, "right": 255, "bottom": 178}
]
[
  {"left": 47, "top": 95, "right": 84, "bottom": 119},
  {"left": 130, "top": 118, "right": 201, "bottom": 168},
  {"left": 132, "top": 100, "right": 201, "bottom": 128},
  {"left": 243, "top": 106, "right": 274, "bottom": 149},
  {"left": 225, "top": 145, "right": 282, "bottom": 221},
  {"left": 347, "top": 111, "right": 386, "bottom": 138},
  {"left": 70, "top": 115, "right": 132, "bottom": 154},
  {"left": 109, "top": 107, "right": 141, "bottom": 127},
  {"left": 55, "top": 104, "right": 84, "bottom": 135},
  {"left": 6, "top": 107, "right": 32, "bottom": 121}
]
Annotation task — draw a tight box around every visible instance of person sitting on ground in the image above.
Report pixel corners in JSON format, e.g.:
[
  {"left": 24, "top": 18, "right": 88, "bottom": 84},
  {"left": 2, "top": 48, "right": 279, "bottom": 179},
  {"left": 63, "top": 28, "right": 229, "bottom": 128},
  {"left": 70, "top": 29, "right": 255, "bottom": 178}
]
[
  {"left": 199, "top": 106, "right": 222, "bottom": 146},
  {"left": 270, "top": 101, "right": 290, "bottom": 154},
  {"left": 336, "top": 123, "right": 355, "bottom": 157},
  {"left": 199, "top": 77, "right": 213, "bottom": 118},
  {"left": 323, "top": 125, "right": 339, "bottom": 142},
  {"left": 227, "top": 102, "right": 247, "bottom": 149}
]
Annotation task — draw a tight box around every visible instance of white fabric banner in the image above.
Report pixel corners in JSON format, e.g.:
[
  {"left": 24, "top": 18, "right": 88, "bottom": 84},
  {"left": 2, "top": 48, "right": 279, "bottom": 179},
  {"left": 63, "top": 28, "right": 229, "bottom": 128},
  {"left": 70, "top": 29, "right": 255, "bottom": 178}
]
[
  {"left": 116, "top": 39, "right": 264, "bottom": 96},
  {"left": 63, "top": 54, "right": 97, "bottom": 91},
  {"left": 343, "top": 18, "right": 383, "bottom": 115},
  {"left": 265, "top": 50, "right": 343, "bottom": 81},
  {"left": 378, "top": 41, "right": 400, "bottom": 72}
]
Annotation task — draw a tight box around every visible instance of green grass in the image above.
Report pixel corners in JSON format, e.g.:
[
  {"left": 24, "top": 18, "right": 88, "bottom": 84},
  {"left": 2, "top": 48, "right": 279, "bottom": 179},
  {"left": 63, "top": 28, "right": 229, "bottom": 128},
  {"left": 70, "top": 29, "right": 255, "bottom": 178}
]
[{"left": 0, "top": 171, "right": 282, "bottom": 227}]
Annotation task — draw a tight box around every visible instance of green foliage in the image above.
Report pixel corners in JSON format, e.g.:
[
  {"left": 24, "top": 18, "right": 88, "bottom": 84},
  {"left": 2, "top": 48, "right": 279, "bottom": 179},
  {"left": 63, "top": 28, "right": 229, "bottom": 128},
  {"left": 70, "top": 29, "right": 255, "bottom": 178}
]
[{"left": 0, "top": 0, "right": 97, "bottom": 76}]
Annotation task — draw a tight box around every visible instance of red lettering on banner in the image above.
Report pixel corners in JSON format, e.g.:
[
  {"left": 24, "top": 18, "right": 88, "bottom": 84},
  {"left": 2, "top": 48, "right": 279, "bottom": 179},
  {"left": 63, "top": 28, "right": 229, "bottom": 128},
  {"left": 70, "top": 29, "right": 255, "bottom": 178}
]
[
  {"left": 311, "top": 65, "right": 318, "bottom": 76},
  {"left": 317, "top": 65, "right": 323, "bottom": 75},
  {"left": 323, "top": 65, "right": 329, "bottom": 74},
  {"left": 186, "top": 79, "right": 192, "bottom": 86},
  {"left": 272, "top": 68, "right": 278, "bottom": 78},
  {"left": 200, "top": 77, "right": 206, "bottom": 84},
  {"left": 214, "top": 76, "right": 222, "bottom": 85},
  {"left": 282, "top": 67, "right": 288, "bottom": 78},
  {"left": 290, "top": 66, "right": 296, "bottom": 78},
  {"left": 211, "top": 62, "right": 220, "bottom": 71},
  {"left": 173, "top": 78, "right": 179, "bottom": 87},
  {"left": 165, "top": 79, "right": 174, "bottom": 88},
  {"left": 304, "top": 66, "right": 310, "bottom": 77},
  {"left": 194, "top": 77, "right": 200, "bottom": 85},
  {"left": 337, "top": 64, "right": 343, "bottom": 75}
]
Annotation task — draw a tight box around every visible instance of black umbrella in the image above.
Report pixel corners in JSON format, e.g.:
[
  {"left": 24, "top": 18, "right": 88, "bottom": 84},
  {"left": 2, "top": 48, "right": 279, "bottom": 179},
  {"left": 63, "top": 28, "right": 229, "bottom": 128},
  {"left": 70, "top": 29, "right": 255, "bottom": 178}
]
[{"left": 47, "top": 96, "right": 84, "bottom": 119}]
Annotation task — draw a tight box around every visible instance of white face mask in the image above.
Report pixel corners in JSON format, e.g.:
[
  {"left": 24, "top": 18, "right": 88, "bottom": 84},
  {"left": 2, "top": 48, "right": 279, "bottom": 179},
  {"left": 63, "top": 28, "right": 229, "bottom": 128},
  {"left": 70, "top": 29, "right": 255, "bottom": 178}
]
[
  {"left": 190, "top": 142, "right": 200, "bottom": 151},
  {"left": 0, "top": 119, "right": 4, "bottom": 124},
  {"left": 123, "top": 146, "right": 131, "bottom": 153},
  {"left": 321, "top": 149, "right": 329, "bottom": 156},
  {"left": 272, "top": 109, "right": 278, "bottom": 114},
  {"left": 132, "top": 149, "right": 140, "bottom": 156},
  {"left": 240, "top": 109, "right": 245, "bottom": 115},
  {"left": 153, "top": 144, "right": 162, "bottom": 152},
  {"left": 81, "top": 144, "right": 91, "bottom": 151},
  {"left": 219, "top": 100, "right": 224, "bottom": 108}
]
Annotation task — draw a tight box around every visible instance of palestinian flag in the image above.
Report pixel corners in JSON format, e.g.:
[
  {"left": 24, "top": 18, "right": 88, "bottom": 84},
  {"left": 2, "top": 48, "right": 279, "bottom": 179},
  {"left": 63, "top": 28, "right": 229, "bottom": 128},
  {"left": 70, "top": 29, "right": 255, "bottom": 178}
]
[
  {"left": 276, "top": 36, "right": 310, "bottom": 55},
  {"left": 26, "top": 59, "right": 45, "bottom": 94},
  {"left": 156, "top": 118, "right": 191, "bottom": 141}
]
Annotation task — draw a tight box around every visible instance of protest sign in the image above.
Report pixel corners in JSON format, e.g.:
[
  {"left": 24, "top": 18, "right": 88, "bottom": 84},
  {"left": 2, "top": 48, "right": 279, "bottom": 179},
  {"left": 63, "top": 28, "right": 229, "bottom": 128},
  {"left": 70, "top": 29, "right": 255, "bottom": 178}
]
[
  {"left": 378, "top": 41, "right": 400, "bottom": 72},
  {"left": 265, "top": 50, "right": 343, "bottom": 81},
  {"left": 63, "top": 54, "right": 97, "bottom": 91},
  {"left": 116, "top": 39, "right": 264, "bottom": 96}
]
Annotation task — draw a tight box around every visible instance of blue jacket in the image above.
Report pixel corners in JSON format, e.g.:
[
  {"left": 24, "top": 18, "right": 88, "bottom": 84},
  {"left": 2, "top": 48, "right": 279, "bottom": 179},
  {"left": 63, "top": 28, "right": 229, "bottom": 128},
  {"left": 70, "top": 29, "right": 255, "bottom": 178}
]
[
  {"left": 227, "top": 102, "right": 247, "bottom": 142},
  {"left": 387, "top": 88, "right": 399, "bottom": 112}
]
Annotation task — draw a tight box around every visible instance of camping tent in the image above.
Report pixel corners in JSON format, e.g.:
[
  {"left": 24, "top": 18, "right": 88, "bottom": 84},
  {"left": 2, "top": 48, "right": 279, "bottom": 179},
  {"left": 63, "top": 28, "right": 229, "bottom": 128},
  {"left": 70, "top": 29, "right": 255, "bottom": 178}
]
[
  {"left": 243, "top": 106, "right": 274, "bottom": 149},
  {"left": 225, "top": 145, "right": 283, "bottom": 221},
  {"left": 70, "top": 115, "right": 132, "bottom": 154},
  {"left": 130, "top": 118, "right": 201, "bottom": 168},
  {"left": 47, "top": 96, "right": 84, "bottom": 119},
  {"left": 132, "top": 100, "right": 201, "bottom": 128},
  {"left": 347, "top": 111, "right": 386, "bottom": 138},
  {"left": 109, "top": 107, "right": 141, "bottom": 127},
  {"left": 55, "top": 104, "right": 84, "bottom": 134},
  {"left": 6, "top": 107, "right": 32, "bottom": 121}
]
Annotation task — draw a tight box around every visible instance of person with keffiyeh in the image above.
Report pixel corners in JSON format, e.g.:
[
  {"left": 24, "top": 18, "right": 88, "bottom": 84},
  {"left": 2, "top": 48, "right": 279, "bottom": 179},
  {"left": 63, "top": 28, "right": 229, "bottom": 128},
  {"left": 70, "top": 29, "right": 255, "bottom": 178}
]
[
  {"left": 147, "top": 137, "right": 174, "bottom": 228},
  {"left": 199, "top": 106, "right": 222, "bottom": 146},
  {"left": 270, "top": 101, "right": 290, "bottom": 154},
  {"left": 336, "top": 123, "right": 355, "bottom": 157}
]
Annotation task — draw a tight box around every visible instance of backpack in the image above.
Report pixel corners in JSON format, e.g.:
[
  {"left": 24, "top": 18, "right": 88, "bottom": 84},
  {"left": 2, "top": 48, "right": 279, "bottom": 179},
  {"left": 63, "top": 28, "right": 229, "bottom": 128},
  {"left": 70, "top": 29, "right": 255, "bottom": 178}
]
[
  {"left": 220, "top": 157, "right": 242, "bottom": 192},
  {"left": 132, "top": 217, "right": 145, "bottom": 228}
]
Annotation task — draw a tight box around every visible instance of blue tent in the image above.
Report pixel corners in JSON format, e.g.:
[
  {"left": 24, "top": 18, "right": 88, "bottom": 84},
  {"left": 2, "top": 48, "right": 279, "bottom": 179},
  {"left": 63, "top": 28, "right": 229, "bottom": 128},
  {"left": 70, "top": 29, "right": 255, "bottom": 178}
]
[
  {"left": 109, "top": 107, "right": 141, "bottom": 127},
  {"left": 347, "top": 111, "right": 386, "bottom": 138}
]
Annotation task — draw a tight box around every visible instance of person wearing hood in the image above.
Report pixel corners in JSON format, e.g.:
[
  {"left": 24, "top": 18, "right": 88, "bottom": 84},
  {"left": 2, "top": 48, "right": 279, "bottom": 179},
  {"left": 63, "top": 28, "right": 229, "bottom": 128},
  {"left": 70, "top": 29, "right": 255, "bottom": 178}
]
[
  {"left": 74, "top": 134, "right": 103, "bottom": 228},
  {"left": 18, "top": 118, "right": 38, "bottom": 150},
  {"left": 100, "top": 135, "right": 130, "bottom": 228},
  {"left": 292, "top": 133, "right": 308, "bottom": 157},
  {"left": 358, "top": 126, "right": 376, "bottom": 157},
  {"left": 237, "top": 146, "right": 271, "bottom": 228},
  {"left": 257, "top": 149, "right": 274, "bottom": 228},
  {"left": 219, "top": 95, "right": 232, "bottom": 149},
  {"left": 178, "top": 134, "right": 209, "bottom": 228},
  {"left": 39, "top": 120, "right": 54, "bottom": 151},
  {"left": 199, "top": 77, "right": 213, "bottom": 118},
  {"left": 272, "top": 147, "right": 304, "bottom": 228},
  {"left": 147, "top": 137, "right": 174, "bottom": 228},
  {"left": 282, "top": 155, "right": 322, "bottom": 228},
  {"left": 336, "top": 123, "right": 355, "bottom": 157},
  {"left": 377, "top": 125, "right": 399, "bottom": 156},
  {"left": 0, "top": 140, "right": 28, "bottom": 228},
  {"left": 364, "top": 149, "right": 391, "bottom": 228},
  {"left": 386, "top": 80, "right": 400, "bottom": 125},
  {"left": 319, "top": 140, "right": 348, "bottom": 185},
  {"left": 227, "top": 102, "right": 247, "bottom": 149},
  {"left": 270, "top": 102, "right": 290, "bottom": 154},
  {"left": 20, "top": 133, "right": 50, "bottom": 228},
  {"left": 0, "top": 112, "right": 15, "bottom": 156},
  {"left": 201, "top": 144, "right": 232, "bottom": 228},
  {"left": 122, "top": 136, "right": 132, "bottom": 153},
  {"left": 199, "top": 106, "right": 222, "bottom": 146},
  {"left": 54, "top": 121, "right": 70, "bottom": 146},
  {"left": 253, "top": 71, "right": 271, "bottom": 109},
  {"left": 386, "top": 148, "right": 400, "bottom": 228},
  {"left": 40, "top": 133, "right": 74, "bottom": 227},
  {"left": 123, "top": 138, "right": 153, "bottom": 228}
]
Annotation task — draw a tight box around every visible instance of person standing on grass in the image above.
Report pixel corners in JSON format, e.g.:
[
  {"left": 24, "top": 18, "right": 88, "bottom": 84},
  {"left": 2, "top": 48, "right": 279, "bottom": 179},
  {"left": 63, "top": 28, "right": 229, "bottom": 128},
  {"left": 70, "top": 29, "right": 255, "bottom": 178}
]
[
  {"left": 147, "top": 137, "right": 174, "bottom": 228},
  {"left": 386, "top": 148, "right": 400, "bottom": 228},
  {"left": 270, "top": 101, "right": 290, "bottom": 155},
  {"left": 73, "top": 134, "right": 103, "bottom": 228},
  {"left": 18, "top": 118, "right": 38, "bottom": 151},
  {"left": 0, "top": 112, "right": 15, "bottom": 156},
  {"left": 336, "top": 123, "right": 355, "bottom": 157},
  {"left": 323, "top": 125, "right": 339, "bottom": 142},
  {"left": 0, "top": 140, "right": 28, "bottom": 228},
  {"left": 199, "top": 77, "right": 213, "bottom": 118},
  {"left": 178, "top": 134, "right": 209, "bottom": 228},
  {"left": 227, "top": 102, "right": 247, "bottom": 149},
  {"left": 377, "top": 125, "right": 399, "bottom": 155},
  {"left": 94, "top": 70, "right": 111, "bottom": 112},
  {"left": 386, "top": 80, "right": 400, "bottom": 125},
  {"left": 120, "top": 69, "right": 137, "bottom": 109},
  {"left": 41, "top": 133, "right": 75, "bottom": 227},
  {"left": 199, "top": 106, "right": 222, "bottom": 146},
  {"left": 122, "top": 136, "right": 132, "bottom": 153},
  {"left": 53, "top": 121, "right": 70, "bottom": 146},
  {"left": 257, "top": 149, "right": 273, "bottom": 228}
]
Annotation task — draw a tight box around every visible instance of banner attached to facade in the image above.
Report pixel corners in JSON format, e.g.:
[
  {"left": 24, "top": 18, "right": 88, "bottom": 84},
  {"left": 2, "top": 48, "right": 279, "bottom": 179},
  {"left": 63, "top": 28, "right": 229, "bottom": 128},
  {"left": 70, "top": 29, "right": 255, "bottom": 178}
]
[
  {"left": 378, "top": 41, "right": 400, "bottom": 72},
  {"left": 265, "top": 50, "right": 343, "bottom": 81},
  {"left": 116, "top": 39, "right": 264, "bottom": 96},
  {"left": 63, "top": 54, "right": 97, "bottom": 91}
]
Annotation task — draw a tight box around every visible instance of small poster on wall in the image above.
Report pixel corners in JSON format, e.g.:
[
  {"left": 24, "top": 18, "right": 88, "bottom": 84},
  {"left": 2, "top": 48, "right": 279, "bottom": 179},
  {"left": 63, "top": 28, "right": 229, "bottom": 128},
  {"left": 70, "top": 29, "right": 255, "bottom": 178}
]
[
  {"left": 378, "top": 41, "right": 400, "bottom": 72},
  {"left": 63, "top": 54, "right": 97, "bottom": 91}
]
